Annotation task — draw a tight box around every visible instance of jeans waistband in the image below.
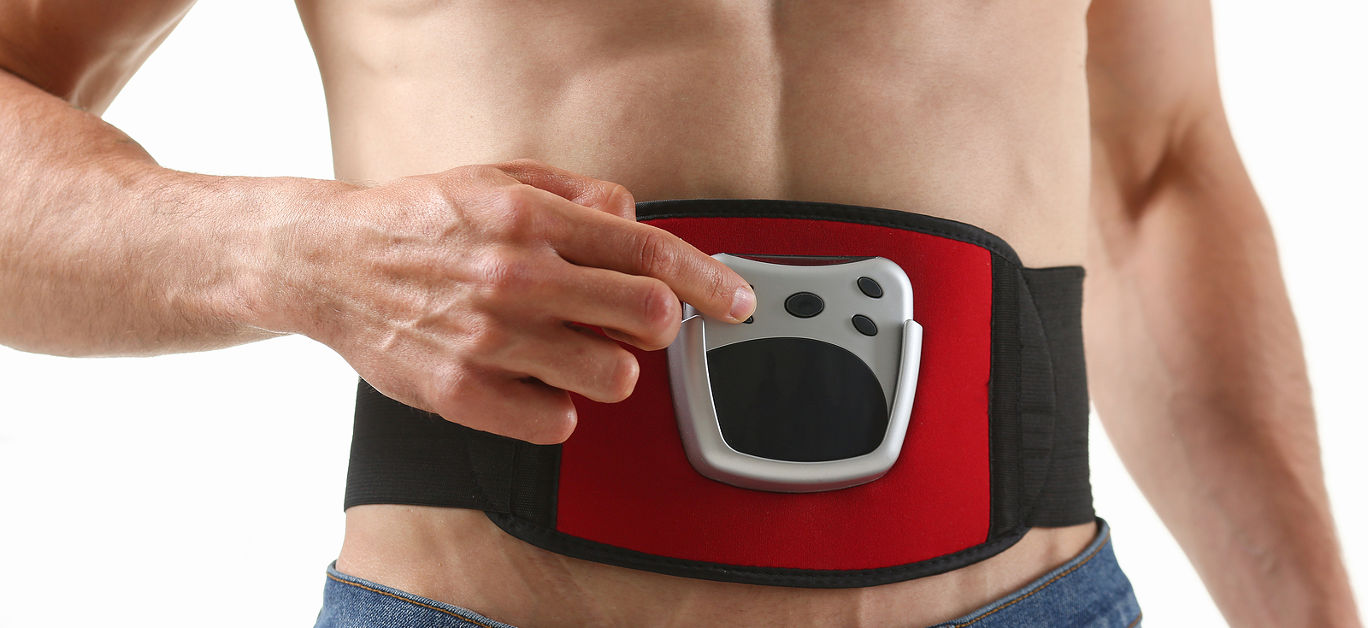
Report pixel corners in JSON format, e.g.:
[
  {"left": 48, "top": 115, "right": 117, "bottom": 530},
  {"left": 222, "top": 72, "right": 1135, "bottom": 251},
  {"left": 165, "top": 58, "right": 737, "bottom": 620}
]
[{"left": 932, "top": 518, "right": 1143, "bottom": 627}]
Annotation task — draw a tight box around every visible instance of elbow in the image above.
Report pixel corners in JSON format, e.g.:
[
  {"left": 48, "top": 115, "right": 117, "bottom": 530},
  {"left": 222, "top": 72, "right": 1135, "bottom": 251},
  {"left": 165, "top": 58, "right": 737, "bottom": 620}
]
[
  {"left": 1090, "top": 106, "right": 1269, "bottom": 276},
  {"left": 0, "top": 33, "right": 123, "bottom": 114}
]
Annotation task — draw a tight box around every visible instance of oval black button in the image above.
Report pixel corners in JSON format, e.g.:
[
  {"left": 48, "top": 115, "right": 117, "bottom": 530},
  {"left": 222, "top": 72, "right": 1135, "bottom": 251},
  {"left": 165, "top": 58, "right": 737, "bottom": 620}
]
[
  {"left": 784, "top": 292, "right": 825, "bottom": 318},
  {"left": 857, "top": 276, "right": 883, "bottom": 298},
  {"left": 851, "top": 314, "right": 878, "bottom": 336}
]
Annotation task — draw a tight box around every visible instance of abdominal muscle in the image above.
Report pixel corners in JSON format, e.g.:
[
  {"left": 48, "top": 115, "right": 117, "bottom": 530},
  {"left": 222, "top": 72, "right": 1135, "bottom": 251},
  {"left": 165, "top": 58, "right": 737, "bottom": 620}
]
[{"left": 303, "top": 0, "right": 1098, "bottom": 625}]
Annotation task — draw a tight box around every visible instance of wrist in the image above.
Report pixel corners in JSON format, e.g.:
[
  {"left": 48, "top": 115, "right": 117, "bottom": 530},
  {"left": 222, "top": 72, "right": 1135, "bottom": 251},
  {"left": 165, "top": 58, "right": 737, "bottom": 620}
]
[
  {"left": 151, "top": 168, "right": 357, "bottom": 342},
  {"left": 247, "top": 176, "right": 361, "bottom": 341}
]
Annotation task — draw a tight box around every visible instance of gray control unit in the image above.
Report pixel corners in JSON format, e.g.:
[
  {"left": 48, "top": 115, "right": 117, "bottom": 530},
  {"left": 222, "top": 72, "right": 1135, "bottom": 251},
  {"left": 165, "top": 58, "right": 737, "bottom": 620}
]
[{"left": 666, "top": 253, "right": 924, "bottom": 492}]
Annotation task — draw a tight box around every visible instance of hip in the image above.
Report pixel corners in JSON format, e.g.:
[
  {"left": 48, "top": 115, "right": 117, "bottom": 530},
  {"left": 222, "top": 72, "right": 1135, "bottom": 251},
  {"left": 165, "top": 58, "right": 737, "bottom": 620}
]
[{"left": 328, "top": 506, "right": 1112, "bottom": 627}]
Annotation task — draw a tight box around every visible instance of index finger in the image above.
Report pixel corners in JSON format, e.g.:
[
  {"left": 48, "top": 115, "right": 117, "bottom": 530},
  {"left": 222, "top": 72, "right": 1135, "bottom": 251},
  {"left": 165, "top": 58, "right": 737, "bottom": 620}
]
[{"left": 541, "top": 192, "right": 756, "bottom": 324}]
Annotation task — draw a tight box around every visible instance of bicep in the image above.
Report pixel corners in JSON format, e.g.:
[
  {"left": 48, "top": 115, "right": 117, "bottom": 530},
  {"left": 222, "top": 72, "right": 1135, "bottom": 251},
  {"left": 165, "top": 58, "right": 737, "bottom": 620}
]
[{"left": 0, "top": 0, "right": 197, "bottom": 114}]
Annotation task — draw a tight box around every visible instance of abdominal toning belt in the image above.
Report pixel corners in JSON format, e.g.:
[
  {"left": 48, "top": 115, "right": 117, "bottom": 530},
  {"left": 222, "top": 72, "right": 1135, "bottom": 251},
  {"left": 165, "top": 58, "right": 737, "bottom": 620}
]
[{"left": 344, "top": 198, "right": 1093, "bottom": 588}]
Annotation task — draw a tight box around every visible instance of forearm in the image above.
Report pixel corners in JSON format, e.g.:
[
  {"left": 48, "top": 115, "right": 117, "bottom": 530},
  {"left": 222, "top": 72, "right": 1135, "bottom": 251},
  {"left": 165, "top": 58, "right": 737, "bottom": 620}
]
[
  {"left": 1086, "top": 112, "right": 1359, "bottom": 625},
  {"left": 0, "top": 68, "right": 328, "bottom": 357}
]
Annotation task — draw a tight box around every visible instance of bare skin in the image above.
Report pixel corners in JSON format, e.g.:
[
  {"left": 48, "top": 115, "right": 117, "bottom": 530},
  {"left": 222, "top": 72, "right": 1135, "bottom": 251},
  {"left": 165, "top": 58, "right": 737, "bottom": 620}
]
[
  {"left": 0, "top": 0, "right": 1358, "bottom": 626},
  {"left": 299, "top": 1, "right": 1096, "bottom": 625}
]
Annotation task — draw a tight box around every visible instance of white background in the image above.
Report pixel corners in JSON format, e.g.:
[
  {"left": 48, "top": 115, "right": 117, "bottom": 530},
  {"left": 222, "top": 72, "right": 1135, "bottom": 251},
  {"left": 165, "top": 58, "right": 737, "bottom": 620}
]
[{"left": 0, "top": 1, "right": 1363, "bottom": 626}]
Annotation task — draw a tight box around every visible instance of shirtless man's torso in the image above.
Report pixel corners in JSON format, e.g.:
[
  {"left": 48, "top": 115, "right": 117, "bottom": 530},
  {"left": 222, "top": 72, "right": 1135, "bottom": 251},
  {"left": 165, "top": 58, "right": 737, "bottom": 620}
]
[
  {"left": 1, "top": 0, "right": 1359, "bottom": 626},
  {"left": 303, "top": 1, "right": 1093, "bottom": 625}
]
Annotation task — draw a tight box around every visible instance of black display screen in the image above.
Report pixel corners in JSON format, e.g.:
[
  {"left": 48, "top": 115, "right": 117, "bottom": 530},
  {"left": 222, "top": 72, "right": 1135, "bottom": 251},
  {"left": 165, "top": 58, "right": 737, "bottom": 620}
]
[{"left": 706, "top": 337, "right": 888, "bottom": 462}]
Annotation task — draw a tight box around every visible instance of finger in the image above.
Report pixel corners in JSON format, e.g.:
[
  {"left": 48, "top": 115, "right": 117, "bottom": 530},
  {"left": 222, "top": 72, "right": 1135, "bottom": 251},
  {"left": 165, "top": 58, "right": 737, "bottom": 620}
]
[
  {"left": 494, "top": 158, "right": 637, "bottom": 220},
  {"left": 477, "top": 319, "right": 641, "bottom": 404},
  {"left": 531, "top": 261, "right": 682, "bottom": 350},
  {"left": 429, "top": 368, "right": 579, "bottom": 445},
  {"left": 542, "top": 194, "right": 756, "bottom": 324}
]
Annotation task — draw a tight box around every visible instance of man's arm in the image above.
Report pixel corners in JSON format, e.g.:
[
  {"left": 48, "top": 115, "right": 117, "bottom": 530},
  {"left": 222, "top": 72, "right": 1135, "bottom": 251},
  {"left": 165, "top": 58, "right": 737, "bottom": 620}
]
[
  {"left": 0, "top": 1, "right": 757, "bottom": 444},
  {"left": 0, "top": 0, "right": 319, "bottom": 356},
  {"left": 1086, "top": 1, "right": 1359, "bottom": 625}
]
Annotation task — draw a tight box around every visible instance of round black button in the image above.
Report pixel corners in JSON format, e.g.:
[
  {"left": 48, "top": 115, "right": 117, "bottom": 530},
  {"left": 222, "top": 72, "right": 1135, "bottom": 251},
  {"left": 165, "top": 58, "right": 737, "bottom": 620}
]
[
  {"left": 851, "top": 314, "right": 878, "bottom": 336},
  {"left": 857, "top": 276, "right": 883, "bottom": 298},
  {"left": 784, "top": 292, "right": 825, "bottom": 318}
]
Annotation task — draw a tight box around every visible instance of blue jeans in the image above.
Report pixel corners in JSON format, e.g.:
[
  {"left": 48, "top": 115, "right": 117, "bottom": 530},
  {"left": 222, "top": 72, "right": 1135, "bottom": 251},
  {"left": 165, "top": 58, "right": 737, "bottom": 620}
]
[
  {"left": 314, "top": 565, "right": 517, "bottom": 628},
  {"left": 315, "top": 519, "right": 1140, "bottom": 628}
]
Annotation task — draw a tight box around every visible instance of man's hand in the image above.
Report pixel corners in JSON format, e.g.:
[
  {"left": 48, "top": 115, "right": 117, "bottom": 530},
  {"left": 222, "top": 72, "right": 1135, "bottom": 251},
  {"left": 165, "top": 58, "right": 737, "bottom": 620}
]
[{"left": 261, "top": 159, "right": 756, "bottom": 445}]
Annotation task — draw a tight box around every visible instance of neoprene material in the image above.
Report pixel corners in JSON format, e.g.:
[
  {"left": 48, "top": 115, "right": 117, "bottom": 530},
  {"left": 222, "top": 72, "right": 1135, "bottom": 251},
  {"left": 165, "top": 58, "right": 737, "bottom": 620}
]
[{"left": 343, "top": 198, "right": 1094, "bottom": 588}]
